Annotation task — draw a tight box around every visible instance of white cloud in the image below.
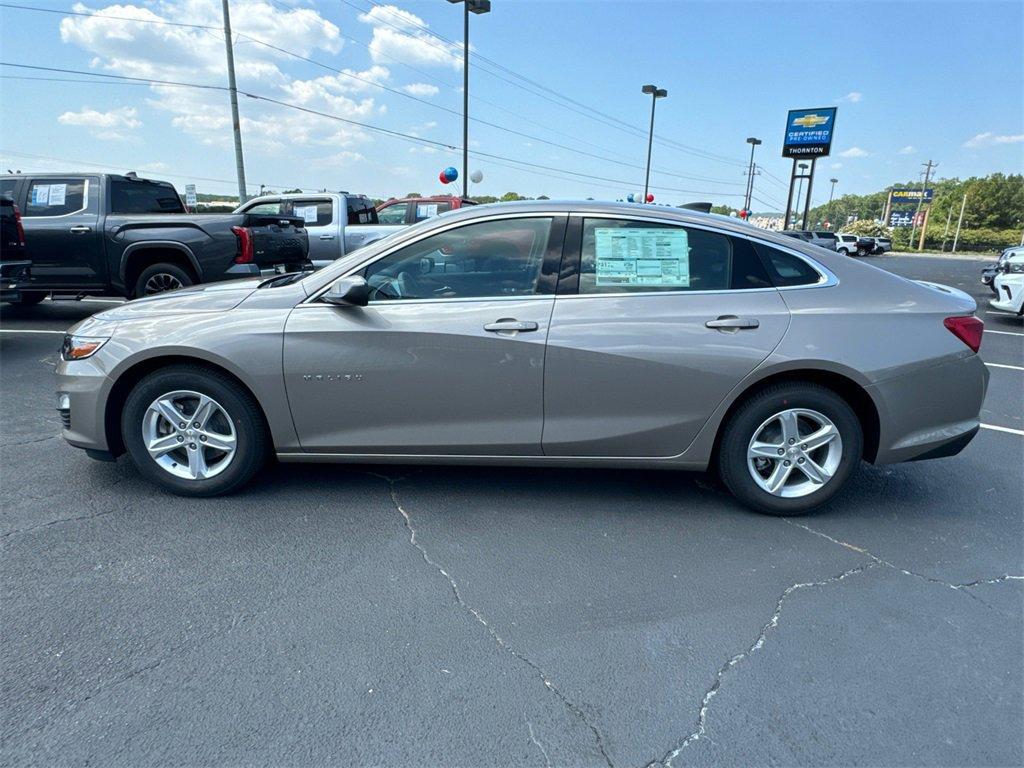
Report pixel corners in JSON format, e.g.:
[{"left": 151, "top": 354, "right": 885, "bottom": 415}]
[
  {"left": 402, "top": 83, "right": 440, "bottom": 98},
  {"left": 839, "top": 147, "right": 869, "bottom": 158},
  {"left": 897, "top": 145, "right": 915, "bottom": 154},
  {"left": 963, "top": 132, "right": 1024, "bottom": 148},
  {"left": 829, "top": 162, "right": 842, "bottom": 169},
  {"left": 839, "top": 91, "right": 862, "bottom": 103},
  {"left": 359, "top": 5, "right": 462, "bottom": 70},
  {"left": 58, "top": 106, "right": 141, "bottom": 140}
]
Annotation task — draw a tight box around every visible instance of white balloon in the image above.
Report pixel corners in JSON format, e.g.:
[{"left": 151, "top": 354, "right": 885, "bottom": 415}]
[{"left": 470, "top": 170, "right": 483, "bottom": 184}]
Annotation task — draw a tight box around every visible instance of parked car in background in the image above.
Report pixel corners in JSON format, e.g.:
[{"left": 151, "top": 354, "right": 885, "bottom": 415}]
[
  {"left": 781, "top": 230, "right": 837, "bottom": 250},
  {"left": 236, "top": 192, "right": 402, "bottom": 269},
  {"left": 376, "top": 195, "right": 476, "bottom": 225},
  {"left": 812, "top": 231, "right": 838, "bottom": 250},
  {"left": 835, "top": 232, "right": 874, "bottom": 256},
  {"left": 982, "top": 246, "right": 1023, "bottom": 295},
  {"left": 986, "top": 247, "right": 1024, "bottom": 314},
  {"left": 0, "top": 196, "right": 31, "bottom": 303},
  {"left": 0, "top": 173, "right": 310, "bottom": 301},
  {"left": 870, "top": 235, "right": 893, "bottom": 254},
  {"left": 58, "top": 201, "right": 987, "bottom": 515}
]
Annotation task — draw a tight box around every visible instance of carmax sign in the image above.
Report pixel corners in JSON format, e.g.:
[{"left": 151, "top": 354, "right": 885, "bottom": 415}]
[{"left": 783, "top": 107, "right": 838, "bottom": 158}]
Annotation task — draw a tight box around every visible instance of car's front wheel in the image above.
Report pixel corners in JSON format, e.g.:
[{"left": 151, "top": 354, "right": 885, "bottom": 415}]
[
  {"left": 121, "top": 365, "right": 267, "bottom": 496},
  {"left": 718, "top": 383, "right": 863, "bottom": 515}
]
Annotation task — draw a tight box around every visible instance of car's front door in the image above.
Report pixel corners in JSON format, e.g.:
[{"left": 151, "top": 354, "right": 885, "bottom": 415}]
[
  {"left": 283, "top": 214, "right": 565, "bottom": 455},
  {"left": 286, "top": 197, "right": 336, "bottom": 268},
  {"left": 542, "top": 216, "right": 793, "bottom": 457},
  {"left": 20, "top": 176, "right": 103, "bottom": 288}
]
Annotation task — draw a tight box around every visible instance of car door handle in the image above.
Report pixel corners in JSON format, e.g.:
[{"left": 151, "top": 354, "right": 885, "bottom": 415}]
[
  {"left": 69, "top": 225, "right": 91, "bottom": 235},
  {"left": 705, "top": 316, "right": 760, "bottom": 330},
  {"left": 319, "top": 234, "right": 336, "bottom": 240},
  {"left": 484, "top": 319, "right": 539, "bottom": 333}
]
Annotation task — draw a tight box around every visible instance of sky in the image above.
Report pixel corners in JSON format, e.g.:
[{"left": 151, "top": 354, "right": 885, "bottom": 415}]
[{"left": 0, "top": 0, "right": 1022, "bottom": 212}]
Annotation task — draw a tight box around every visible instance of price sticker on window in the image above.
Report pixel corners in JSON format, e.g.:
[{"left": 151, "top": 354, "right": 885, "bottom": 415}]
[
  {"left": 594, "top": 228, "right": 690, "bottom": 287},
  {"left": 293, "top": 205, "right": 318, "bottom": 224}
]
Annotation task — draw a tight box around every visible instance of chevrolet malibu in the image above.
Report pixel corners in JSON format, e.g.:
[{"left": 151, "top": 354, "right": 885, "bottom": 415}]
[{"left": 56, "top": 201, "right": 988, "bottom": 514}]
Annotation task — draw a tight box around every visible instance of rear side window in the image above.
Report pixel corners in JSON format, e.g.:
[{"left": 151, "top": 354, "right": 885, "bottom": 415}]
[
  {"left": 111, "top": 180, "right": 184, "bottom": 214},
  {"left": 288, "top": 200, "right": 332, "bottom": 226},
  {"left": 25, "top": 178, "right": 88, "bottom": 217},
  {"left": 577, "top": 218, "right": 769, "bottom": 293},
  {"left": 754, "top": 243, "right": 823, "bottom": 287},
  {"left": 346, "top": 196, "right": 378, "bottom": 225}
]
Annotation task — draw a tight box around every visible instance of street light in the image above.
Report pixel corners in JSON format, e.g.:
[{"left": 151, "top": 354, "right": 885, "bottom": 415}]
[
  {"left": 743, "top": 137, "right": 761, "bottom": 213},
  {"left": 641, "top": 84, "right": 668, "bottom": 203},
  {"left": 447, "top": 0, "right": 490, "bottom": 199},
  {"left": 826, "top": 177, "right": 838, "bottom": 228},
  {"left": 794, "top": 162, "right": 810, "bottom": 227}
]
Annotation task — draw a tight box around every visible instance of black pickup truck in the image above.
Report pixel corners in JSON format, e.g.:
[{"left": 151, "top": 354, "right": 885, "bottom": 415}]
[
  {"left": 0, "top": 173, "right": 309, "bottom": 302},
  {"left": 0, "top": 197, "right": 31, "bottom": 302}
]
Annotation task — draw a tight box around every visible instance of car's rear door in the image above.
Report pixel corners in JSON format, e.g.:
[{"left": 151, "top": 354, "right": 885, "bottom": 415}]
[
  {"left": 542, "top": 215, "right": 792, "bottom": 457},
  {"left": 283, "top": 213, "right": 566, "bottom": 455}
]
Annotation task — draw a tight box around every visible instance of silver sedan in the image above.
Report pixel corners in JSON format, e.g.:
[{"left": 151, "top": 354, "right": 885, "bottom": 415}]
[{"left": 56, "top": 201, "right": 988, "bottom": 514}]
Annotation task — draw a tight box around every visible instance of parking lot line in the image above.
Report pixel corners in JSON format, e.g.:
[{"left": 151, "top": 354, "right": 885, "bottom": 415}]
[
  {"left": 985, "top": 362, "right": 1024, "bottom": 372},
  {"left": 981, "top": 423, "right": 1024, "bottom": 436},
  {"left": 985, "top": 329, "right": 1024, "bottom": 337},
  {"left": 0, "top": 329, "right": 65, "bottom": 335}
]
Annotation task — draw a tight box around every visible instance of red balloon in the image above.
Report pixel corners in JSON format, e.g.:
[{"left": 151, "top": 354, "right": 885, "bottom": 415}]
[
  {"left": 439, "top": 171, "right": 449, "bottom": 184},
  {"left": 646, "top": 193, "right": 654, "bottom": 203},
  {"left": 739, "top": 209, "right": 749, "bottom": 219}
]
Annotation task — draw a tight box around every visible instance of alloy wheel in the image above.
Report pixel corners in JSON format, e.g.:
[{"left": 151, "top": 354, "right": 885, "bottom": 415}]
[
  {"left": 144, "top": 272, "right": 183, "bottom": 294},
  {"left": 746, "top": 408, "right": 843, "bottom": 498},
  {"left": 142, "top": 390, "right": 237, "bottom": 480}
]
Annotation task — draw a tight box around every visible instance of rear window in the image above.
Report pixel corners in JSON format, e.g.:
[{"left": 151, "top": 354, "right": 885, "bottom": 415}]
[
  {"left": 0, "top": 178, "right": 17, "bottom": 201},
  {"left": 754, "top": 243, "right": 823, "bottom": 287},
  {"left": 25, "top": 178, "right": 88, "bottom": 217},
  {"left": 111, "top": 179, "right": 184, "bottom": 214},
  {"left": 346, "top": 196, "right": 378, "bottom": 226}
]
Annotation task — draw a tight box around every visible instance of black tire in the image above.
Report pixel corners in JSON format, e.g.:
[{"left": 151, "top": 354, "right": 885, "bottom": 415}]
[
  {"left": 121, "top": 365, "right": 268, "bottom": 496},
  {"left": 10, "top": 291, "right": 47, "bottom": 306},
  {"left": 837, "top": 247, "right": 851, "bottom": 256},
  {"left": 133, "top": 263, "right": 194, "bottom": 298},
  {"left": 717, "top": 383, "right": 863, "bottom": 516}
]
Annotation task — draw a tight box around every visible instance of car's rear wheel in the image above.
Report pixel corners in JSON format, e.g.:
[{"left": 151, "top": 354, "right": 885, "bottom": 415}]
[
  {"left": 718, "top": 383, "right": 862, "bottom": 515},
  {"left": 122, "top": 365, "right": 267, "bottom": 496},
  {"left": 133, "top": 263, "right": 193, "bottom": 298}
]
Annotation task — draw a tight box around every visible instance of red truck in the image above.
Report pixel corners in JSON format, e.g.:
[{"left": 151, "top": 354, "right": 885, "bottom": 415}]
[{"left": 375, "top": 195, "right": 476, "bottom": 225}]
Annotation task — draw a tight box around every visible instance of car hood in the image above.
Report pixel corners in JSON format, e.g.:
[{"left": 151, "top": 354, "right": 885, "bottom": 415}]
[{"left": 94, "top": 277, "right": 265, "bottom": 320}]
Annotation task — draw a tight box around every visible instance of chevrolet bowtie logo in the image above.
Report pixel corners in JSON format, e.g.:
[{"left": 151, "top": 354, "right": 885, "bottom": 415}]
[{"left": 793, "top": 114, "right": 830, "bottom": 128}]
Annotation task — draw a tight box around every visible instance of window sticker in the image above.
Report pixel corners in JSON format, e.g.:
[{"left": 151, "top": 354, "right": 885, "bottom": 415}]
[
  {"left": 31, "top": 185, "right": 50, "bottom": 206},
  {"left": 594, "top": 228, "right": 690, "bottom": 287},
  {"left": 416, "top": 203, "right": 438, "bottom": 219},
  {"left": 293, "top": 205, "right": 318, "bottom": 224},
  {"left": 48, "top": 183, "right": 67, "bottom": 207}
]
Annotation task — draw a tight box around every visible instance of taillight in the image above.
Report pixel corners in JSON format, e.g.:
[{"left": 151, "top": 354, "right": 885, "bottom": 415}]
[
  {"left": 944, "top": 315, "right": 983, "bottom": 353},
  {"left": 13, "top": 204, "right": 25, "bottom": 247},
  {"left": 231, "top": 225, "right": 253, "bottom": 264}
]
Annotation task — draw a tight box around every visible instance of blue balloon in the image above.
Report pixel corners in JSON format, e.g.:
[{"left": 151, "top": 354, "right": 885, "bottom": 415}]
[
  {"left": 443, "top": 166, "right": 459, "bottom": 182},
  {"left": 626, "top": 193, "right": 635, "bottom": 202}
]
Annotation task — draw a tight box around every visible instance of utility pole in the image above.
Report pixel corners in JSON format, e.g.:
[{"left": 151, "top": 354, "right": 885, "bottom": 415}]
[
  {"left": 940, "top": 202, "right": 954, "bottom": 252},
  {"left": 743, "top": 137, "right": 761, "bottom": 214},
  {"left": 447, "top": 0, "right": 490, "bottom": 199},
  {"left": 909, "top": 159, "right": 937, "bottom": 251},
  {"left": 641, "top": 85, "right": 668, "bottom": 203},
  {"left": 826, "top": 177, "right": 838, "bottom": 228},
  {"left": 952, "top": 193, "right": 967, "bottom": 253},
  {"left": 221, "top": 0, "right": 248, "bottom": 204}
]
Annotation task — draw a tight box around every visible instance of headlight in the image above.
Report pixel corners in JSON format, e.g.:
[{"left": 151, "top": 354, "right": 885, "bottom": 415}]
[
  {"left": 61, "top": 334, "right": 109, "bottom": 361},
  {"left": 1008, "top": 262, "right": 1024, "bottom": 274}
]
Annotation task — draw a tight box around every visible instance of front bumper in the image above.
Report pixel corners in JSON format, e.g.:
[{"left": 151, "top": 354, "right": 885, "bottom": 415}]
[
  {"left": 868, "top": 353, "right": 989, "bottom": 464},
  {"left": 56, "top": 350, "right": 117, "bottom": 455},
  {"left": 990, "top": 274, "right": 1023, "bottom": 314}
]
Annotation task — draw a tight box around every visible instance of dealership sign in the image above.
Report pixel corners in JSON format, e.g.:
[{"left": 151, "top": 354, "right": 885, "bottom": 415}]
[
  {"left": 782, "top": 107, "right": 838, "bottom": 158},
  {"left": 890, "top": 188, "right": 934, "bottom": 203}
]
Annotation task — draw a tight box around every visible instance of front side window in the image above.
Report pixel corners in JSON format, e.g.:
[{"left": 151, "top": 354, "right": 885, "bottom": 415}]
[
  {"left": 347, "top": 196, "right": 378, "bottom": 225},
  {"left": 413, "top": 200, "right": 451, "bottom": 221},
  {"left": 753, "top": 243, "right": 822, "bottom": 287},
  {"left": 111, "top": 180, "right": 184, "bottom": 214},
  {"left": 577, "top": 218, "right": 770, "bottom": 294},
  {"left": 24, "top": 178, "right": 87, "bottom": 217},
  {"left": 244, "top": 200, "right": 282, "bottom": 215},
  {"left": 363, "top": 217, "right": 553, "bottom": 301},
  {"left": 288, "top": 199, "right": 332, "bottom": 226},
  {"left": 376, "top": 202, "right": 408, "bottom": 224}
]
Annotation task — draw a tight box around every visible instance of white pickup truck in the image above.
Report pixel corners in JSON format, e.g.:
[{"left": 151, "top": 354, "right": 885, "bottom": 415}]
[{"left": 236, "top": 192, "right": 404, "bottom": 269}]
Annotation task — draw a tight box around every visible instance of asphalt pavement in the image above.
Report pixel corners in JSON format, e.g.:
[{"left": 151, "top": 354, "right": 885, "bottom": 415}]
[{"left": 1, "top": 253, "right": 1021, "bottom": 767}]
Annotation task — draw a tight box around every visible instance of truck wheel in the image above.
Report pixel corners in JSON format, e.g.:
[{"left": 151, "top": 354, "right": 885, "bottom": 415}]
[
  {"left": 10, "top": 292, "right": 47, "bottom": 306},
  {"left": 134, "top": 263, "right": 193, "bottom": 298}
]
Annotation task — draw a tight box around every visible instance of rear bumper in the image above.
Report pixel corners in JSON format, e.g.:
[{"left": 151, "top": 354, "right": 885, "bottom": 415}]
[
  {"left": 0, "top": 259, "right": 32, "bottom": 301},
  {"left": 868, "top": 354, "right": 989, "bottom": 464}
]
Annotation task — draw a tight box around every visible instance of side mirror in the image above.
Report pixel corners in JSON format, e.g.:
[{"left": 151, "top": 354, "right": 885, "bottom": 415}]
[{"left": 322, "top": 276, "right": 369, "bottom": 307}]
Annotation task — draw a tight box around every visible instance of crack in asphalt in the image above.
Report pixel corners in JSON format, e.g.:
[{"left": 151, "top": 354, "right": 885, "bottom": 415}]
[
  {"left": 368, "top": 472, "right": 615, "bottom": 768},
  {"left": 0, "top": 434, "right": 60, "bottom": 449},
  {"left": 644, "top": 563, "right": 876, "bottom": 768},
  {"left": 785, "top": 520, "right": 1024, "bottom": 592},
  {"left": 525, "top": 713, "right": 553, "bottom": 768}
]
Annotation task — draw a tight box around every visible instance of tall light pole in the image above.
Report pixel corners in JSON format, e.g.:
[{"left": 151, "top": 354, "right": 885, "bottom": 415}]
[
  {"left": 221, "top": 0, "right": 247, "bottom": 204},
  {"left": 793, "top": 162, "right": 810, "bottom": 227},
  {"left": 826, "top": 177, "right": 838, "bottom": 227},
  {"left": 743, "top": 137, "right": 761, "bottom": 213},
  {"left": 641, "top": 84, "right": 668, "bottom": 203},
  {"left": 448, "top": 0, "right": 490, "bottom": 199}
]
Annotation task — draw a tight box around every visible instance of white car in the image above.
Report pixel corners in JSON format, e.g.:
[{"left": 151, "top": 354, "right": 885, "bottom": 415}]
[{"left": 991, "top": 248, "right": 1024, "bottom": 315}]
